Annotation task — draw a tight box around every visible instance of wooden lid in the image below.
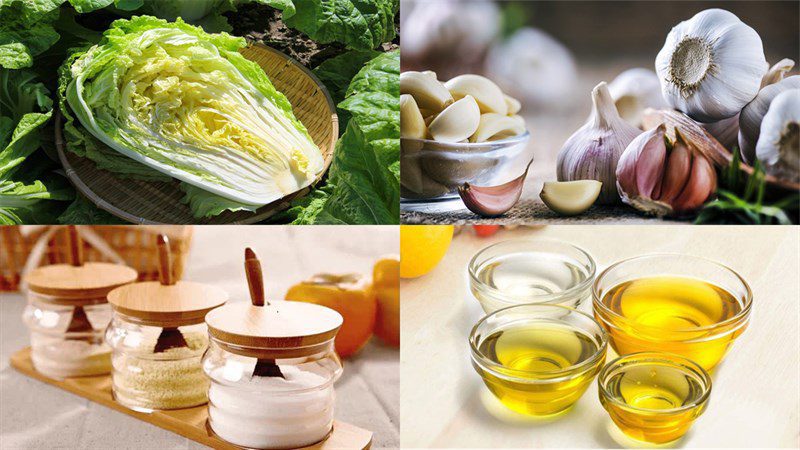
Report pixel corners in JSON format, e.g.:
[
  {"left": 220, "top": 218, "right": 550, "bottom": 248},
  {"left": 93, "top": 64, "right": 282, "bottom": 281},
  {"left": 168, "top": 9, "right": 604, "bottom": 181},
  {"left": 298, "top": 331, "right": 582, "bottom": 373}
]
[
  {"left": 107, "top": 234, "right": 227, "bottom": 326},
  {"left": 25, "top": 226, "right": 137, "bottom": 302},
  {"left": 107, "top": 281, "right": 228, "bottom": 326},
  {"left": 205, "top": 247, "right": 342, "bottom": 358},
  {"left": 205, "top": 300, "right": 343, "bottom": 355}
]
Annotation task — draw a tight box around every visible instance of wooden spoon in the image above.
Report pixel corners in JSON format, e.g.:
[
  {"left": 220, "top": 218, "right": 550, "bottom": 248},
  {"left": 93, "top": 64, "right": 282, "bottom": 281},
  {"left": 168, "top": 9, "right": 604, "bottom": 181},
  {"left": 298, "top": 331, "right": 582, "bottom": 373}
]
[
  {"left": 245, "top": 248, "right": 285, "bottom": 379},
  {"left": 153, "top": 235, "right": 189, "bottom": 353}
]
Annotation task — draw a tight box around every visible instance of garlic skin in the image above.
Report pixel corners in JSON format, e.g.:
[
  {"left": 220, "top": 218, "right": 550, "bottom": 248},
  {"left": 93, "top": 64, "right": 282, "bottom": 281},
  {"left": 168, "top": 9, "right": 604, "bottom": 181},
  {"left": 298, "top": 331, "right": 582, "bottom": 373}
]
[
  {"left": 608, "top": 68, "right": 668, "bottom": 127},
  {"left": 738, "top": 75, "right": 800, "bottom": 164},
  {"left": 557, "top": 82, "right": 642, "bottom": 204},
  {"left": 755, "top": 89, "right": 800, "bottom": 183},
  {"left": 655, "top": 9, "right": 767, "bottom": 122},
  {"left": 485, "top": 27, "right": 577, "bottom": 108},
  {"left": 700, "top": 114, "right": 739, "bottom": 149},
  {"left": 616, "top": 125, "right": 717, "bottom": 217}
]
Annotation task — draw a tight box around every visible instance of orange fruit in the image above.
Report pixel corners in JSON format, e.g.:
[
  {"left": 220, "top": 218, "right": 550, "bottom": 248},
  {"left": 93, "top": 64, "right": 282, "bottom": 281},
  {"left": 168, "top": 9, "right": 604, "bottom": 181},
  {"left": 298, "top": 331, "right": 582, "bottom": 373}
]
[
  {"left": 286, "top": 274, "right": 376, "bottom": 358},
  {"left": 400, "top": 225, "right": 454, "bottom": 278},
  {"left": 373, "top": 256, "right": 400, "bottom": 347}
]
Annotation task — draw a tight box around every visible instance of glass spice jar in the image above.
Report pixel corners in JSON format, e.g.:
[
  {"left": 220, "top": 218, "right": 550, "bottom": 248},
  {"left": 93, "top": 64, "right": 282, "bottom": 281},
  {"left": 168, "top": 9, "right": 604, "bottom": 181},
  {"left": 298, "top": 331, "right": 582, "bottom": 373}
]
[
  {"left": 105, "top": 235, "right": 228, "bottom": 412},
  {"left": 203, "top": 300, "right": 344, "bottom": 450},
  {"left": 23, "top": 261, "right": 137, "bottom": 380}
]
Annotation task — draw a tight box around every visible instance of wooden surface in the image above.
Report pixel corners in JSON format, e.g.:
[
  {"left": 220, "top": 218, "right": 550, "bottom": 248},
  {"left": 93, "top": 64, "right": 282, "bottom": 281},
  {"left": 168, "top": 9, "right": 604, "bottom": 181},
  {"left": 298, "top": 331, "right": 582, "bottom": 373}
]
[
  {"left": 26, "top": 262, "right": 138, "bottom": 300},
  {"left": 1, "top": 226, "right": 399, "bottom": 449},
  {"left": 400, "top": 225, "right": 800, "bottom": 448},
  {"left": 10, "top": 347, "right": 371, "bottom": 450},
  {"left": 56, "top": 43, "right": 338, "bottom": 225}
]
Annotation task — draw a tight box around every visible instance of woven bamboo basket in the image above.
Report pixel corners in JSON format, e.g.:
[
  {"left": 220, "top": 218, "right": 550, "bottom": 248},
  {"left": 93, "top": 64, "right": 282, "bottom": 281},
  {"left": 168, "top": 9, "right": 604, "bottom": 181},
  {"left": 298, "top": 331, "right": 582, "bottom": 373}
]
[
  {"left": 0, "top": 226, "right": 193, "bottom": 292},
  {"left": 55, "top": 43, "right": 338, "bottom": 224}
]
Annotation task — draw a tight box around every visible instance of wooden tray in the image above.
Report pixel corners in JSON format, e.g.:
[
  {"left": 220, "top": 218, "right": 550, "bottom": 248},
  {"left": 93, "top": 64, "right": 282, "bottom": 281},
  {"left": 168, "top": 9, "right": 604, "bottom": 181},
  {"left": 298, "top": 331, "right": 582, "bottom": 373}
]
[
  {"left": 56, "top": 43, "right": 338, "bottom": 225},
  {"left": 11, "top": 347, "right": 372, "bottom": 450}
]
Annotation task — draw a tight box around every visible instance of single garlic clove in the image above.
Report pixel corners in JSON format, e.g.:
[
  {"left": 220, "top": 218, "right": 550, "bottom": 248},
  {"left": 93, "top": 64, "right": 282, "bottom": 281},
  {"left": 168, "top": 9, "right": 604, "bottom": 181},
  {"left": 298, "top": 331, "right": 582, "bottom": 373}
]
[
  {"left": 657, "top": 136, "right": 693, "bottom": 203},
  {"left": 428, "top": 95, "right": 481, "bottom": 143},
  {"left": 671, "top": 149, "right": 717, "bottom": 213},
  {"left": 655, "top": 9, "right": 767, "bottom": 122},
  {"left": 617, "top": 125, "right": 667, "bottom": 201},
  {"left": 458, "top": 165, "right": 529, "bottom": 217},
  {"left": 504, "top": 94, "right": 522, "bottom": 115},
  {"left": 400, "top": 71, "right": 454, "bottom": 112},
  {"left": 469, "top": 113, "right": 526, "bottom": 142},
  {"left": 400, "top": 94, "right": 427, "bottom": 139},
  {"left": 422, "top": 70, "right": 438, "bottom": 79},
  {"left": 444, "top": 74, "right": 508, "bottom": 115},
  {"left": 539, "top": 180, "right": 602, "bottom": 216}
]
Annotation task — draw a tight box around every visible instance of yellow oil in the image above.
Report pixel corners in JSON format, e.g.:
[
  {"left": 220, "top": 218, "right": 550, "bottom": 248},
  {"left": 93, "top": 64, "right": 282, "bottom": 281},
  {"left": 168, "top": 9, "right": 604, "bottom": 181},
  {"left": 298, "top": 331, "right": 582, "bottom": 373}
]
[
  {"left": 474, "top": 321, "right": 604, "bottom": 416},
  {"left": 598, "top": 276, "right": 745, "bottom": 370},
  {"left": 600, "top": 361, "right": 708, "bottom": 444}
]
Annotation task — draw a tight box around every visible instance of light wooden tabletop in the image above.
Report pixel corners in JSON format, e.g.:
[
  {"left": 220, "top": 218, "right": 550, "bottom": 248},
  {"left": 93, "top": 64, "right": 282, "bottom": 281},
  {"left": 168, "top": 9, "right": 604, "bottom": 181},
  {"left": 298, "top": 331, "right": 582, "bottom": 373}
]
[
  {"left": 1, "top": 226, "right": 399, "bottom": 450},
  {"left": 400, "top": 225, "right": 800, "bottom": 448}
]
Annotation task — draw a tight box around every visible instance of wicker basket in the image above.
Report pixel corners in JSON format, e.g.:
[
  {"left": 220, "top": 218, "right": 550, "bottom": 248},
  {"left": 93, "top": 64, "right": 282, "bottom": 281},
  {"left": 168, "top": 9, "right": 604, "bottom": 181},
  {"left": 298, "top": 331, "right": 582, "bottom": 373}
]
[{"left": 0, "top": 226, "right": 193, "bottom": 292}]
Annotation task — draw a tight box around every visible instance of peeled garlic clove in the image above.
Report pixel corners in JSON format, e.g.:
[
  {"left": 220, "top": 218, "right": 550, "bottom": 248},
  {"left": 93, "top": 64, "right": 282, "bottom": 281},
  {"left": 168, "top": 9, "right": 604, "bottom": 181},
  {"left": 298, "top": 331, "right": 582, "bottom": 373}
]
[
  {"left": 607, "top": 68, "right": 667, "bottom": 127},
  {"left": 504, "top": 94, "right": 521, "bottom": 115},
  {"left": 429, "top": 95, "right": 481, "bottom": 143},
  {"left": 540, "top": 180, "right": 602, "bottom": 216},
  {"left": 557, "top": 82, "right": 643, "bottom": 204},
  {"left": 739, "top": 75, "right": 800, "bottom": 164},
  {"left": 422, "top": 70, "right": 438, "bottom": 79},
  {"left": 400, "top": 71, "right": 454, "bottom": 112},
  {"left": 445, "top": 74, "right": 508, "bottom": 115},
  {"left": 400, "top": 94, "right": 427, "bottom": 139},
  {"left": 469, "top": 113, "right": 526, "bottom": 143},
  {"left": 458, "top": 166, "right": 529, "bottom": 217},
  {"left": 755, "top": 89, "right": 800, "bottom": 184},
  {"left": 655, "top": 9, "right": 767, "bottom": 122}
]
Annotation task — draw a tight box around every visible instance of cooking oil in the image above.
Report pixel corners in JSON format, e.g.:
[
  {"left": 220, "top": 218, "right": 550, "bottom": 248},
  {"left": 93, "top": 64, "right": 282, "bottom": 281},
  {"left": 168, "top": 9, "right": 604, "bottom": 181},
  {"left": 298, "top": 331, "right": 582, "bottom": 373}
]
[
  {"left": 596, "top": 276, "right": 747, "bottom": 370},
  {"left": 599, "top": 353, "right": 711, "bottom": 444},
  {"left": 472, "top": 320, "right": 605, "bottom": 416},
  {"left": 471, "top": 251, "right": 591, "bottom": 312}
]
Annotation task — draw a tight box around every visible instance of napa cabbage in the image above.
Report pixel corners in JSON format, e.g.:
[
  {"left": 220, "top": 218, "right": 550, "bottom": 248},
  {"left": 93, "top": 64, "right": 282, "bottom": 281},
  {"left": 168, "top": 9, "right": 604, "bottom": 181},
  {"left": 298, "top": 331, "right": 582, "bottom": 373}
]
[{"left": 61, "top": 16, "right": 324, "bottom": 210}]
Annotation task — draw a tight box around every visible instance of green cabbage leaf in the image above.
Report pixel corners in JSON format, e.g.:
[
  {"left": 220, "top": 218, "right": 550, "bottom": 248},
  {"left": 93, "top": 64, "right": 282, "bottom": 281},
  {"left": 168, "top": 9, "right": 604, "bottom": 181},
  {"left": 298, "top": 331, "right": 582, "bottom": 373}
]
[{"left": 61, "top": 16, "right": 324, "bottom": 214}]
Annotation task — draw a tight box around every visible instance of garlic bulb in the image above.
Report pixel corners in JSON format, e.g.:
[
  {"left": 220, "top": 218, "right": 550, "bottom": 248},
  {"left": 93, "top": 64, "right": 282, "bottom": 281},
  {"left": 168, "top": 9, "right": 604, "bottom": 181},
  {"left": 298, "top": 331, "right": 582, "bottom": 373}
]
[
  {"left": 607, "top": 68, "right": 667, "bottom": 127},
  {"left": 556, "top": 82, "right": 642, "bottom": 204},
  {"left": 755, "top": 89, "right": 800, "bottom": 183},
  {"left": 739, "top": 75, "right": 800, "bottom": 164},
  {"left": 617, "top": 125, "right": 717, "bottom": 217},
  {"left": 485, "top": 27, "right": 577, "bottom": 109},
  {"left": 402, "top": 0, "right": 499, "bottom": 75},
  {"left": 655, "top": 9, "right": 767, "bottom": 122}
]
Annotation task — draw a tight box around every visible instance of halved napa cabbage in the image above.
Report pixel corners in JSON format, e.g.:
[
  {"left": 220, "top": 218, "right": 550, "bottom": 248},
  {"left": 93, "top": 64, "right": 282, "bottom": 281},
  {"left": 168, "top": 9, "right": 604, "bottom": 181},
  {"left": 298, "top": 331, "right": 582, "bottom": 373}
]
[{"left": 64, "top": 16, "right": 324, "bottom": 207}]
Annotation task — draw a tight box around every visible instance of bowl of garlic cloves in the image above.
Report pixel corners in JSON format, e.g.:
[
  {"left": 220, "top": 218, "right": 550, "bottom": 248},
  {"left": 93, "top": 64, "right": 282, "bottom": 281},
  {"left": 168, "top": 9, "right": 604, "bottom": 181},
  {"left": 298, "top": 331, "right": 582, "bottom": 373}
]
[{"left": 400, "top": 71, "right": 532, "bottom": 216}]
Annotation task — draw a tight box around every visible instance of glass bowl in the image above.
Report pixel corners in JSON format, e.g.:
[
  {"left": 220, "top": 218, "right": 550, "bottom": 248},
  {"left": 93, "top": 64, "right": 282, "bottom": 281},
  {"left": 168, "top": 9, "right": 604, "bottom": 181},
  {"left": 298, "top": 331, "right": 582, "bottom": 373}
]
[
  {"left": 469, "top": 304, "right": 607, "bottom": 417},
  {"left": 592, "top": 254, "right": 752, "bottom": 371},
  {"left": 400, "top": 131, "right": 532, "bottom": 202},
  {"left": 469, "top": 239, "right": 596, "bottom": 313},
  {"left": 598, "top": 352, "right": 712, "bottom": 444}
]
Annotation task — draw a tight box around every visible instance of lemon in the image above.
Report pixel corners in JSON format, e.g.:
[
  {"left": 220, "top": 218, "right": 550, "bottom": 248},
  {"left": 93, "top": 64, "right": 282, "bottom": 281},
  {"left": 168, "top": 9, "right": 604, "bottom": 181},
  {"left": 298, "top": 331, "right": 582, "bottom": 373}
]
[{"left": 400, "top": 225, "right": 454, "bottom": 278}]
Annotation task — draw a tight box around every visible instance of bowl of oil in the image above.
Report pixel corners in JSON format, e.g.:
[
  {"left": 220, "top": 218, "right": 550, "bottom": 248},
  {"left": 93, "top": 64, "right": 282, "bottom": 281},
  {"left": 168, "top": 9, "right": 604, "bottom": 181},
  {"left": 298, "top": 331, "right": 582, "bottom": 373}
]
[
  {"left": 469, "top": 304, "right": 607, "bottom": 417},
  {"left": 593, "top": 254, "right": 752, "bottom": 371},
  {"left": 598, "top": 352, "right": 712, "bottom": 444},
  {"left": 468, "top": 239, "right": 596, "bottom": 313}
]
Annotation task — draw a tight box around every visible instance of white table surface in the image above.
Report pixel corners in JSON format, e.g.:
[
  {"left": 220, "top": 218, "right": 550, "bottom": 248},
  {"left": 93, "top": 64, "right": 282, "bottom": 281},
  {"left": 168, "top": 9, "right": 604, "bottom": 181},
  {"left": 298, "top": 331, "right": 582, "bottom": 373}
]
[
  {"left": 400, "top": 225, "right": 800, "bottom": 448},
  {"left": 0, "top": 226, "right": 399, "bottom": 450}
]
